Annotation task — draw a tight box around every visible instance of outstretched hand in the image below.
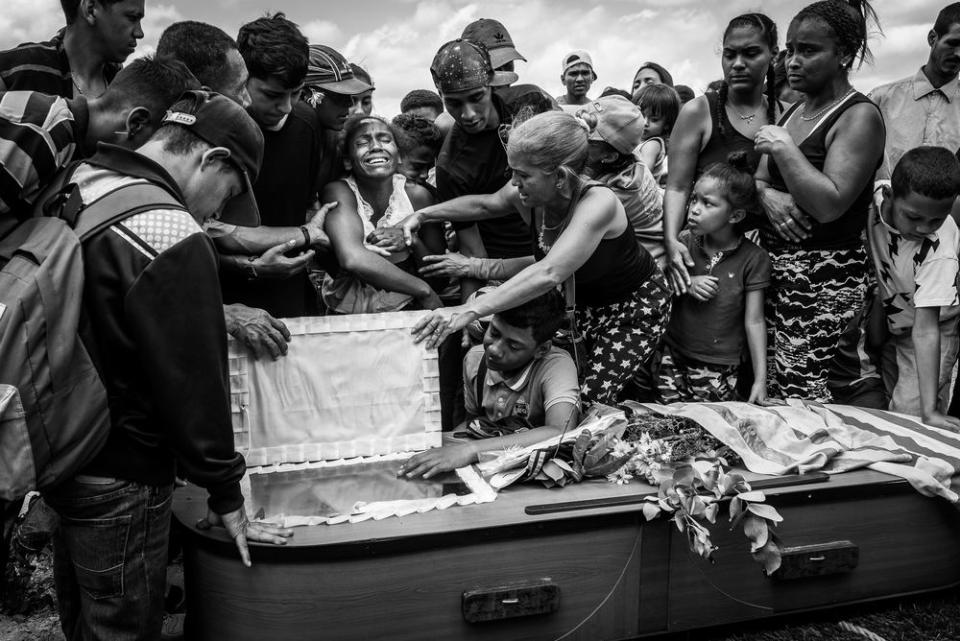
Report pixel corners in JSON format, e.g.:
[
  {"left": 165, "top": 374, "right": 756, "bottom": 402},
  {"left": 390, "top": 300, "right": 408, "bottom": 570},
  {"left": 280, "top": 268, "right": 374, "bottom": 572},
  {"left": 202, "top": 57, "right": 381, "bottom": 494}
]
[
  {"left": 253, "top": 240, "right": 315, "bottom": 278},
  {"left": 196, "top": 507, "right": 294, "bottom": 568},
  {"left": 419, "top": 253, "right": 471, "bottom": 279},
  {"left": 411, "top": 305, "right": 476, "bottom": 349},
  {"left": 398, "top": 444, "right": 477, "bottom": 479}
]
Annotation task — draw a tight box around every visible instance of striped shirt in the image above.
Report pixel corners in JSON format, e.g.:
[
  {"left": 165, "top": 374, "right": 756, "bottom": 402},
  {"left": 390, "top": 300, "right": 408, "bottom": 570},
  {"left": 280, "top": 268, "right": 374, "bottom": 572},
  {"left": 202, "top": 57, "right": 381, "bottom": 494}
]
[
  {"left": 0, "top": 91, "right": 86, "bottom": 234},
  {"left": 0, "top": 29, "right": 120, "bottom": 98}
]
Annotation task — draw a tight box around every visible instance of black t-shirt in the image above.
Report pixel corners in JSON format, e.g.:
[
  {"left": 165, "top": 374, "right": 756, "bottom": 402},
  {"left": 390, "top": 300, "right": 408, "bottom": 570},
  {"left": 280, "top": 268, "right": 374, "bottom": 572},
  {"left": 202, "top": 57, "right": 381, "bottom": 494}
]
[
  {"left": 220, "top": 101, "right": 325, "bottom": 317},
  {"left": 435, "top": 84, "right": 555, "bottom": 259}
]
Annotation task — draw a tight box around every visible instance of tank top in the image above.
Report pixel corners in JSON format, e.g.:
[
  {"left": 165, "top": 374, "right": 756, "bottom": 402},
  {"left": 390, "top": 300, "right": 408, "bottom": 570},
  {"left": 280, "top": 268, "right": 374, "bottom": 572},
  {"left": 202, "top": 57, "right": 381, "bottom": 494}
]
[
  {"left": 696, "top": 91, "right": 762, "bottom": 177},
  {"left": 344, "top": 173, "right": 412, "bottom": 263},
  {"left": 764, "top": 91, "right": 880, "bottom": 250},
  {"left": 531, "top": 179, "right": 655, "bottom": 308}
]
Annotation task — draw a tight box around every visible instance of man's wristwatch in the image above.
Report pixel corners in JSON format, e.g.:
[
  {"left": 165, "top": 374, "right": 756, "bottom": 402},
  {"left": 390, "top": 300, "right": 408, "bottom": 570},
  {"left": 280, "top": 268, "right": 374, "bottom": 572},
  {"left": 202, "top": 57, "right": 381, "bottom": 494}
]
[
  {"left": 244, "top": 255, "right": 258, "bottom": 279},
  {"left": 300, "top": 225, "right": 312, "bottom": 248}
]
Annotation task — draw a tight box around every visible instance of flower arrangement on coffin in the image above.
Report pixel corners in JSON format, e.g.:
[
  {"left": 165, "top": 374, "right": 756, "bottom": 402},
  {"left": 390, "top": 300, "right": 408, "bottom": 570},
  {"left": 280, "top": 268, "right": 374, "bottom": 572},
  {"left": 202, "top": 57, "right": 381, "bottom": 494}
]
[{"left": 476, "top": 403, "right": 785, "bottom": 573}]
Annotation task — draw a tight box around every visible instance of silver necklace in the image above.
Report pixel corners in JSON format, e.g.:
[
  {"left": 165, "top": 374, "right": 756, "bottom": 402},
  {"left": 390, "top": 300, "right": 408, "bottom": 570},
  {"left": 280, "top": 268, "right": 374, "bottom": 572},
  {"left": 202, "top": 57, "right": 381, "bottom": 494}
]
[
  {"left": 538, "top": 214, "right": 567, "bottom": 254},
  {"left": 799, "top": 87, "right": 855, "bottom": 122},
  {"left": 728, "top": 97, "right": 765, "bottom": 125}
]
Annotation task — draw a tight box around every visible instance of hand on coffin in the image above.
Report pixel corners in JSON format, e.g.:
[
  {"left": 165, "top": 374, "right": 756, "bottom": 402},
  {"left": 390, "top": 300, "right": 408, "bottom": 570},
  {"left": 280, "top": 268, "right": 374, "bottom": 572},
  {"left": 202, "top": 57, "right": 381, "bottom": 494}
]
[
  {"left": 224, "top": 304, "right": 291, "bottom": 359},
  {"left": 412, "top": 305, "right": 477, "bottom": 348},
  {"left": 399, "top": 444, "right": 477, "bottom": 479},
  {"left": 922, "top": 410, "right": 960, "bottom": 432},
  {"left": 747, "top": 380, "right": 771, "bottom": 405},
  {"left": 196, "top": 507, "right": 294, "bottom": 568}
]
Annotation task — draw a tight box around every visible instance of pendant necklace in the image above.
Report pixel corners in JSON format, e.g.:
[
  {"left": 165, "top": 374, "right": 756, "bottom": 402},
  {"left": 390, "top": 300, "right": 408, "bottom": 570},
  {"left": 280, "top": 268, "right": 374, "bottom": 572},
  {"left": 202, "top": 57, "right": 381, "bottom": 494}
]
[
  {"left": 729, "top": 97, "right": 764, "bottom": 125},
  {"left": 800, "top": 87, "right": 855, "bottom": 122},
  {"left": 538, "top": 213, "right": 567, "bottom": 254}
]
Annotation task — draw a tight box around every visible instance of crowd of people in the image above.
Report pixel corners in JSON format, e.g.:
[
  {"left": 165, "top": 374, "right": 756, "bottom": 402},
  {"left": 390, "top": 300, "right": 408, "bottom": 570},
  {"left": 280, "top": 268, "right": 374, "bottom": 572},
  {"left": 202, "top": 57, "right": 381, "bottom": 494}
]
[{"left": 2, "top": 0, "right": 960, "bottom": 638}]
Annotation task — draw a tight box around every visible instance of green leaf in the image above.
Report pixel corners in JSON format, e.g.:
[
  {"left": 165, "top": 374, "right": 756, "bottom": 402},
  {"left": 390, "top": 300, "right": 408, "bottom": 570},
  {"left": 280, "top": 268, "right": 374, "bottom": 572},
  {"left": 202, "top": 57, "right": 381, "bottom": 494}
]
[
  {"left": 588, "top": 453, "right": 633, "bottom": 478},
  {"left": 718, "top": 473, "right": 734, "bottom": 495},
  {"left": 673, "top": 465, "right": 695, "bottom": 487},
  {"left": 752, "top": 538, "right": 783, "bottom": 575},
  {"left": 552, "top": 458, "right": 575, "bottom": 473},
  {"left": 703, "top": 502, "right": 719, "bottom": 524},
  {"left": 689, "top": 496, "right": 707, "bottom": 517},
  {"left": 746, "top": 503, "right": 784, "bottom": 523},
  {"left": 736, "top": 490, "right": 766, "bottom": 502},
  {"left": 742, "top": 515, "right": 769, "bottom": 552},
  {"left": 674, "top": 513, "right": 686, "bottom": 532},
  {"left": 641, "top": 503, "right": 661, "bottom": 521},
  {"left": 541, "top": 461, "right": 567, "bottom": 483},
  {"left": 729, "top": 497, "right": 742, "bottom": 521}
]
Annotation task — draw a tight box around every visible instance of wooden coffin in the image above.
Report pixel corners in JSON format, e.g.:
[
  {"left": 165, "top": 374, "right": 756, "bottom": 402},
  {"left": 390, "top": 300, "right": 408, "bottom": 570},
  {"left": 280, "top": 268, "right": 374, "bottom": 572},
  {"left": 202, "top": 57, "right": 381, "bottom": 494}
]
[{"left": 172, "top": 465, "right": 960, "bottom": 640}]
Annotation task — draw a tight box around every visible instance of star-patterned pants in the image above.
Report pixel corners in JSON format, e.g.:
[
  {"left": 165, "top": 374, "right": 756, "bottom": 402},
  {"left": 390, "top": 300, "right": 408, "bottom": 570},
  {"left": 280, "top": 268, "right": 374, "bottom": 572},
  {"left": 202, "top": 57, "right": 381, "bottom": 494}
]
[{"left": 576, "top": 272, "right": 671, "bottom": 405}]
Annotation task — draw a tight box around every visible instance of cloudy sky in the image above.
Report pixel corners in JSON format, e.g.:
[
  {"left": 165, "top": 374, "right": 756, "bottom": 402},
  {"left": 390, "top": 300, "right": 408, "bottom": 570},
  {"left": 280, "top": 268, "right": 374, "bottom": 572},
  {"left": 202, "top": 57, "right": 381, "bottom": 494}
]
[{"left": 0, "top": 0, "right": 946, "bottom": 115}]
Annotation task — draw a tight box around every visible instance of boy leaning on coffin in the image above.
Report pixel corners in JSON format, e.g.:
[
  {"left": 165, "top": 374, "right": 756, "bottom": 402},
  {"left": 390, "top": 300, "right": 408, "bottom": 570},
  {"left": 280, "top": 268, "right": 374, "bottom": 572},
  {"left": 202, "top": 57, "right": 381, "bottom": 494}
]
[
  {"left": 868, "top": 147, "right": 960, "bottom": 430},
  {"left": 41, "top": 91, "right": 292, "bottom": 640},
  {"left": 401, "top": 291, "right": 581, "bottom": 479}
]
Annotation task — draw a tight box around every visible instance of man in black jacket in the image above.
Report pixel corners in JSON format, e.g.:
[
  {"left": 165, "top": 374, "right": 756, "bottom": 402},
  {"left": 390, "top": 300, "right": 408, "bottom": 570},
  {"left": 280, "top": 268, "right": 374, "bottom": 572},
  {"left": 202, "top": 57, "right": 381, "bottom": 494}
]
[{"left": 43, "top": 91, "right": 292, "bottom": 641}]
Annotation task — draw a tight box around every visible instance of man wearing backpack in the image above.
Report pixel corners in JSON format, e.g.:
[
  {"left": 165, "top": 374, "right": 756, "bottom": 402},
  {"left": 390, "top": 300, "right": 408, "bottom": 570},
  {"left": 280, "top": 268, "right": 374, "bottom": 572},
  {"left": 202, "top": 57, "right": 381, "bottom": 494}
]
[{"left": 40, "top": 90, "right": 292, "bottom": 641}]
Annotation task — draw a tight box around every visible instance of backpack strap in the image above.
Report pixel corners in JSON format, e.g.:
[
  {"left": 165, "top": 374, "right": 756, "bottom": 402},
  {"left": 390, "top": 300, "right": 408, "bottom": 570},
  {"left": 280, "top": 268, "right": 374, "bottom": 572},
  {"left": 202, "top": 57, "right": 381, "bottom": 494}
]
[
  {"left": 475, "top": 354, "right": 487, "bottom": 412},
  {"left": 72, "top": 182, "right": 187, "bottom": 242},
  {"left": 33, "top": 163, "right": 189, "bottom": 243}
]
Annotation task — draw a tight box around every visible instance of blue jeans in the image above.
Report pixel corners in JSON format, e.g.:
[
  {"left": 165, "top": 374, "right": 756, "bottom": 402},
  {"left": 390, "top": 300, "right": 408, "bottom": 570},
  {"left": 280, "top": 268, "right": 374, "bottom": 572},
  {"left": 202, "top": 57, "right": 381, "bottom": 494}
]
[{"left": 44, "top": 478, "right": 173, "bottom": 641}]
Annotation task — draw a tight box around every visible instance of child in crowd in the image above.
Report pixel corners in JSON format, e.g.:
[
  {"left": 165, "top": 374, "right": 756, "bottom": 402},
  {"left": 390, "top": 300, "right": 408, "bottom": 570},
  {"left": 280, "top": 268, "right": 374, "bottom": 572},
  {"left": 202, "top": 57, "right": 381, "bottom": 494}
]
[
  {"left": 657, "top": 152, "right": 771, "bottom": 403},
  {"left": 391, "top": 113, "right": 445, "bottom": 188},
  {"left": 400, "top": 88, "right": 444, "bottom": 122},
  {"left": 868, "top": 146, "right": 960, "bottom": 429},
  {"left": 349, "top": 63, "right": 375, "bottom": 115},
  {"left": 577, "top": 95, "right": 666, "bottom": 267},
  {"left": 399, "top": 291, "right": 581, "bottom": 478},
  {"left": 633, "top": 83, "right": 680, "bottom": 185}
]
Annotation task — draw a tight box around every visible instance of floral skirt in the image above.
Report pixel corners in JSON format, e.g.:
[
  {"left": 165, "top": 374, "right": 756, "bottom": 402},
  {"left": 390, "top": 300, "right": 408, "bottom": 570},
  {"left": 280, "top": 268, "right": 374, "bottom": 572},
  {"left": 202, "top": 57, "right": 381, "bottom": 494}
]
[{"left": 765, "top": 245, "right": 868, "bottom": 402}]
